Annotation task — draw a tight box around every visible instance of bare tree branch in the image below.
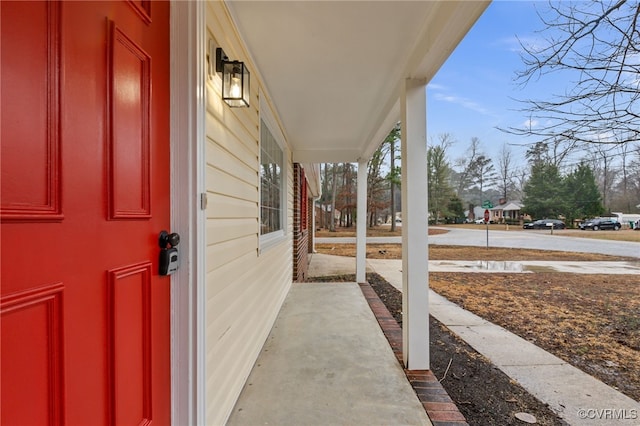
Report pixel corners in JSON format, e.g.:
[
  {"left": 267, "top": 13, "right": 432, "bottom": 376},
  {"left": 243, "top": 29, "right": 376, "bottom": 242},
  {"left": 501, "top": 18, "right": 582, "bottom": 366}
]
[{"left": 502, "top": 0, "right": 640, "bottom": 146}]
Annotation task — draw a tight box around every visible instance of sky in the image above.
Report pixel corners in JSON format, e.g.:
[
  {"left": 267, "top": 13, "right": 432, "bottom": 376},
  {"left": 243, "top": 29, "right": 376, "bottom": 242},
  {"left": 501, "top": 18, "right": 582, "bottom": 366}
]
[{"left": 426, "top": 1, "right": 567, "bottom": 167}]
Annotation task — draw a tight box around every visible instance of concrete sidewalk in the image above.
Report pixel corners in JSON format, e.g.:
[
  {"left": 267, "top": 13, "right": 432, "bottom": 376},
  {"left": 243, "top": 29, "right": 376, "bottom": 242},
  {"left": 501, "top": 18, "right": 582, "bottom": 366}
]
[
  {"left": 308, "top": 253, "right": 640, "bottom": 275},
  {"left": 227, "top": 282, "right": 432, "bottom": 426},
  {"left": 308, "top": 253, "right": 640, "bottom": 426}
]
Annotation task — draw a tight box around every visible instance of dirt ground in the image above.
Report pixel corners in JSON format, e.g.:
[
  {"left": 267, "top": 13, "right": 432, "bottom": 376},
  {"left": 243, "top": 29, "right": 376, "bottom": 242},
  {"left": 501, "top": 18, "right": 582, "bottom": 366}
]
[
  {"left": 368, "top": 273, "right": 567, "bottom": 426},
  {"left": 430, "top": 272, "right": 640, "bottom": 402},
  {"left": 311, "top": 243, "right": 640, "bottom": 407},
  {"left": 315, "top": 243, "right": 636, "bottom": 261}
]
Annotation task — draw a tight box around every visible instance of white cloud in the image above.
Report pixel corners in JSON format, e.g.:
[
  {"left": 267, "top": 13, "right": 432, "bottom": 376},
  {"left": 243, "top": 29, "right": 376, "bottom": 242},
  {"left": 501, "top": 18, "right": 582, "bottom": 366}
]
[
  {"left": 621, "top": 59, "right": 640, "bottom": 88},
  {"left": 497, "top": 36, "right": 525, "bottom": 53},
  {"left": 592, "top": 130, "right": 616, "bottom": 143},
  {"left": 497, "top": 35, "right": 545, "bottom": 55},
  {"left": 427, "top": 82, "right": 447, "bottom": 91},
  {"left": 522, "top": 118, "right": 538, "bottom": 129},
  {"left": 432, "top": 93, "right": 492, "bottom": 115}
]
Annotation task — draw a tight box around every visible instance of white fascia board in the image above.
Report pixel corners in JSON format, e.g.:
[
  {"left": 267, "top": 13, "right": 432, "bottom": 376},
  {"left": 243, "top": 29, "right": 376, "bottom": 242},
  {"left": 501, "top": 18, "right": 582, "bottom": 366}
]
[{"left": 300, "top": 163, "right": 322, "bottom": 199}]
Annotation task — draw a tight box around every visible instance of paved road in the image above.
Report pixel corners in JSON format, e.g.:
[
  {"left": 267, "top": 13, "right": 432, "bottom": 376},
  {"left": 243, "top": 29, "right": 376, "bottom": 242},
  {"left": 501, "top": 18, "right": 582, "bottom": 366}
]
[{"left": 316, "top": 227, "right": 640, "bottom": 259}]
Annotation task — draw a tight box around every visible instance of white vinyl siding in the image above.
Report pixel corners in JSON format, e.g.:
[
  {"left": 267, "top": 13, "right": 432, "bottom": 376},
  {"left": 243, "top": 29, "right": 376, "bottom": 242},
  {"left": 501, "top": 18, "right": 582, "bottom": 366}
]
[{"left": 204, "top": 2, "right": 293, "bottom": 424}]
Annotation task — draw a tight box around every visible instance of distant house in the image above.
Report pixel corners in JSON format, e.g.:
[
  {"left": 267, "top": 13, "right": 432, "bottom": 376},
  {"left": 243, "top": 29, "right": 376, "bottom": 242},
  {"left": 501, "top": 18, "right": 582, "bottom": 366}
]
[
  {"left": 465, "top": 206, "right": 487, "bottom": 222},
  {"left": 466, "top": 201, "right": 523, "bottom": 223},
  {"left": 491, "top": 201, "right": 524, "bottom": 222}
]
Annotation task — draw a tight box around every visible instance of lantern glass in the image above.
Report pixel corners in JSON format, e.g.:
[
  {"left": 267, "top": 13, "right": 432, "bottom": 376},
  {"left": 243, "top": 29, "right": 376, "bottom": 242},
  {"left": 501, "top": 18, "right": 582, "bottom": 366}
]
[{"left": 222, "top": 61, "right": 250, "bottom": 107}]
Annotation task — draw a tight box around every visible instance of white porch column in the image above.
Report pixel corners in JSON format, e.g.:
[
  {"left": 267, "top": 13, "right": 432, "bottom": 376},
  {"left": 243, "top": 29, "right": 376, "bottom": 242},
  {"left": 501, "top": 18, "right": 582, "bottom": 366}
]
[
  {"left": 356, "top": 159, "right": 368, "bottom": 283},
  {"left": 401, "top": 78, "right": 429, "bottom": 370}
]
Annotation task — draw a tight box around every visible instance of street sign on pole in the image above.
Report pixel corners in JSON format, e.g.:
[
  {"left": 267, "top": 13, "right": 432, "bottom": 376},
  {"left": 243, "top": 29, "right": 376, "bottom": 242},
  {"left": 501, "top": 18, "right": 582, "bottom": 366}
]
[{"left": 484, "top": 209, "right": 490, "bottom": 248}]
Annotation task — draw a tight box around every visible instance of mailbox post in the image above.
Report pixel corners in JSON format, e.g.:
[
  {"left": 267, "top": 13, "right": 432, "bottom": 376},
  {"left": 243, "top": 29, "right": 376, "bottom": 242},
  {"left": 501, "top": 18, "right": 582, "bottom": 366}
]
[{"left": 546, "top": 221, "right": 555, "bottom": 235}]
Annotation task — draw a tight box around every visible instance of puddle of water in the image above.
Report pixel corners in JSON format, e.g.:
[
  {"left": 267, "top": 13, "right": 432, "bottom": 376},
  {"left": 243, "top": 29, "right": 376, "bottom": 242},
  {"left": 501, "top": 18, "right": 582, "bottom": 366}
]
[{"left": 467, "top": 261, "right": 525, "bottom": 272}]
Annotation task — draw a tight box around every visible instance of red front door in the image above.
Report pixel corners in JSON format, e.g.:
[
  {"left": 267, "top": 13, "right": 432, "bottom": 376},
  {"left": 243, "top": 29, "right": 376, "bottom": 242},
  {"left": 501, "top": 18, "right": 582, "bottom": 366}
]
[{"left": 1, "top": 1, "right": 171, "bottom": 424}]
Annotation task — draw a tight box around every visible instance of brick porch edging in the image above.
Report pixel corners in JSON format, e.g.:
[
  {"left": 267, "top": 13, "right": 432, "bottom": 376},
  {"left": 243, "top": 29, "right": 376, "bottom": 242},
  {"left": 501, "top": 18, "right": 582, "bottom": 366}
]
[{"left": 358, "top": 282, "right": 469, "bottom": 426}]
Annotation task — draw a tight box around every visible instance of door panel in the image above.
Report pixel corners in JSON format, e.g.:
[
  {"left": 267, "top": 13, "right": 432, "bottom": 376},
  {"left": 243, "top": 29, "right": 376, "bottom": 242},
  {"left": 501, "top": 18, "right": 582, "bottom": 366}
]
[
  {"left": 0, "top": 0, "right": 61, "bottom": 219},
  {"left": 1, "top": 1, "right": 171, "bottom": 424},
  {"left": 108, "top": 263, "right": 153, "bottom": 425},
  {"left": 1, "top": 283, "right": 64, "bottom": 425},
  {"left": 108, "top": 21, "right": 152, "bottom": 219}
]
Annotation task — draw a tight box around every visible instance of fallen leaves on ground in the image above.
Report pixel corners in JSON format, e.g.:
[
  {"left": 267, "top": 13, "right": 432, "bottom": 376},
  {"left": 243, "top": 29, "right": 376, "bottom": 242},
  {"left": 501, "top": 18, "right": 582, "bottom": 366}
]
[
  {"left": 430, "top": 272, "right": 640, "bottom": 401},
  {"left": 315, "top": 243, "right": 634, "bottom": 261},
  {"left": 315, "top": 226, "right": 448, "bottom": 238}
]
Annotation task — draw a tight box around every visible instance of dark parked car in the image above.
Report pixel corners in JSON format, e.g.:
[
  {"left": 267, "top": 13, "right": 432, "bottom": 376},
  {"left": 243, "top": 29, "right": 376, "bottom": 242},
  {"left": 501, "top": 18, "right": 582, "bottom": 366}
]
[
  {"left": 523, "top": 219, "right": 566, "bottom": 229},
  {"left": 579, "top": 218, "right": 596, "bottom": 230},
  {"left": 579, "top": 218, "right": 621, "bottom": 231}
]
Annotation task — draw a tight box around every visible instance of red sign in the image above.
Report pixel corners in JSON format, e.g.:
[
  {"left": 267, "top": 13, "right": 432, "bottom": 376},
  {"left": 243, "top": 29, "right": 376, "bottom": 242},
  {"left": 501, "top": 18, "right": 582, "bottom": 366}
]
[{"left": 484, "top": 209, "right": 490, "bottom": 222}]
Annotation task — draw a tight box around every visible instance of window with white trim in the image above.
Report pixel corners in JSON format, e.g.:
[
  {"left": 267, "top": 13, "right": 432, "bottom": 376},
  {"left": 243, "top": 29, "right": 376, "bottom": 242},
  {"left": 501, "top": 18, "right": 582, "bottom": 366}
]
[{"left": 260, "top": 118, "right": 284, "bottom": 238}]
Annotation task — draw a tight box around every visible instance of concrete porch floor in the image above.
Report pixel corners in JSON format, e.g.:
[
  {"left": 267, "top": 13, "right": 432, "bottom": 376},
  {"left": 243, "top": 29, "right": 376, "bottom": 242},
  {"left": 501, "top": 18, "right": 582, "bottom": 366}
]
[
  {"left": 226, "top": 253, "right": 640, "bottom": 425},
  {"left": 226, "top": 282, "right": 432, "bottom": 426}
]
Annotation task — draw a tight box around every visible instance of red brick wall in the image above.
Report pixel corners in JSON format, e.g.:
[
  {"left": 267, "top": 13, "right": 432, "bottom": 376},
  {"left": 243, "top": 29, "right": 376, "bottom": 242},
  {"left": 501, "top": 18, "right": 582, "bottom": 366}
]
[{"left": 293, "top": 164, "right": 309, "bottom": 282}]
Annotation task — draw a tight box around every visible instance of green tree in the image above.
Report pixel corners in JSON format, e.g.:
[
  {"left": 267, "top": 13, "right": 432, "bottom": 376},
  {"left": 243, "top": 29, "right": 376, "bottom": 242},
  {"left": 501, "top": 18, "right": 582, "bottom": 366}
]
[
  {"left": 564, "top": 163, "right": 605, "bottom": 227},
  {"left": 427, "top": 140, "right": 455, "bottom": 224},
  {"left": 522, "top": 162, "right": 566, "bottom": 219},
  {"left": 469, "top": 154, "right": 498, "bottom": 204},
  {"left": 447, "top": 196, "right": 465, "bottom": 223}
]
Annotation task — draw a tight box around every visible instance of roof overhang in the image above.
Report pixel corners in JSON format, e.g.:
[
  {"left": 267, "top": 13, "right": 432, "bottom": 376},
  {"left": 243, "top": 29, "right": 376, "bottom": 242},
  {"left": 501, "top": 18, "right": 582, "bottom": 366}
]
[
  {"left": 301, "top": 162, "right": 322, "bottom": 198},
  {"left": 226, "top": 0, "right": 490, "bottom": 163},
  {"left": 501, "top": 202, "right": 523, "bottom": 211}
]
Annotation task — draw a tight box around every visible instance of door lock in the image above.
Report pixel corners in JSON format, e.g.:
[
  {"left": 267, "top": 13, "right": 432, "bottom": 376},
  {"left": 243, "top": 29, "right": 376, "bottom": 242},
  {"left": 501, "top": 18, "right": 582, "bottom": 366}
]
[{"left": 159, "top": 230, "right": 180, "bottom": 275}]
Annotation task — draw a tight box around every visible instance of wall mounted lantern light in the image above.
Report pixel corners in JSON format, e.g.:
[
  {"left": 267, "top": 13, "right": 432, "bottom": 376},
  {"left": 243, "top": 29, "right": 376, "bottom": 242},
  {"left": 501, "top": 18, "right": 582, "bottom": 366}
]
[{"left": 216, "top": 47, "right": 250, "bottom": 108}]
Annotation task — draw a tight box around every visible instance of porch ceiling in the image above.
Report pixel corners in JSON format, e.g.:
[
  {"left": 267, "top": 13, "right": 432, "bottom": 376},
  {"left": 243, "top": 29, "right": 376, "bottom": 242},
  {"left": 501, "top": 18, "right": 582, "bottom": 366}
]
[{"left": 226, "top": 1, "right": 490, "bottom": 163}]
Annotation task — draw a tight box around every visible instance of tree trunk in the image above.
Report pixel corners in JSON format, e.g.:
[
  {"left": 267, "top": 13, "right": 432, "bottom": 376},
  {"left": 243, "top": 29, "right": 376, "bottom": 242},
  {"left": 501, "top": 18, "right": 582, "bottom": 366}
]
[
  {"left": 323, "top": 163, "right": 329, "bottom": 228},
  {"left": 390, "top": 139, "right": 396, "bottom": 232},
  {"left": 330, "top": 163, "right": 337, "bottom": 231}
]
